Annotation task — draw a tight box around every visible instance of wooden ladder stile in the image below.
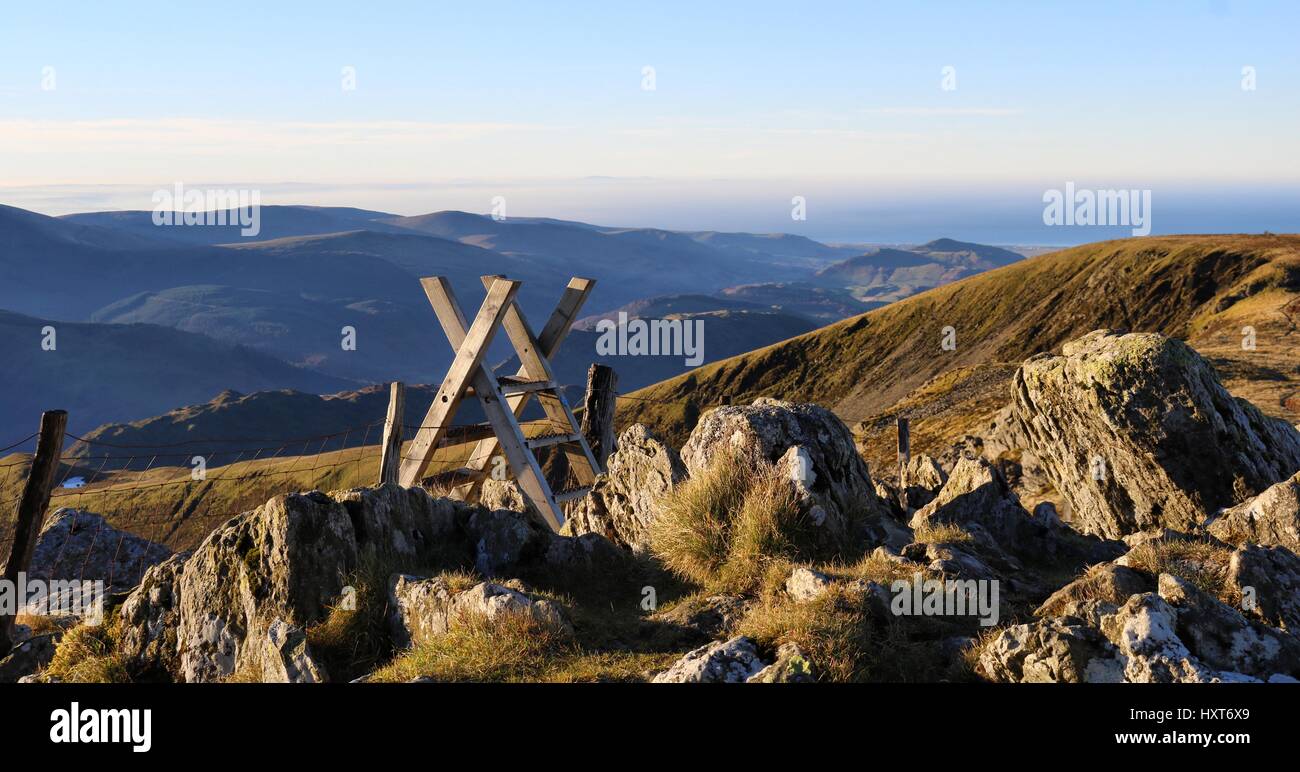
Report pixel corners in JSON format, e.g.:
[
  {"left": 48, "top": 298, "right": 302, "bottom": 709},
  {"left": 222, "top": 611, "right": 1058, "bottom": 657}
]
[{"left": 396, "top": 275, "right": 600, "bottom": 531}]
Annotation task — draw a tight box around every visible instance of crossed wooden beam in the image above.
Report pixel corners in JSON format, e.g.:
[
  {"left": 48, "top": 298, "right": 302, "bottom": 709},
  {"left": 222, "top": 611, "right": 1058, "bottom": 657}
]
[{"left": 397, "top": 275, "right": 602, "bottom": 531}]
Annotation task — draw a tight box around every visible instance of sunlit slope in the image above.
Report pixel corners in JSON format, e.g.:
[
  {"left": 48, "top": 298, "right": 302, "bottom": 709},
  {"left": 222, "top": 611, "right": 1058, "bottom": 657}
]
[{"left": 621, "top": 235, "right": 1300, "bottom": 465}]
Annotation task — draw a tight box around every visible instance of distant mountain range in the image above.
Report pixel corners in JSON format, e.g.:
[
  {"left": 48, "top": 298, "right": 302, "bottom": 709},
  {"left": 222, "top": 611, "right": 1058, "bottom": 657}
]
[{"left": 0, "top": 201, "right": 1029, "bottom": 439}]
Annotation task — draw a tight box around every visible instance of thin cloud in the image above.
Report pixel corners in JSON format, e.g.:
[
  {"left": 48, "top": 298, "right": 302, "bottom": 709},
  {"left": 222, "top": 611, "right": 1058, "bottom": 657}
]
[{"left": 863, "top": 107, "right": 1024, "bottom": 116}]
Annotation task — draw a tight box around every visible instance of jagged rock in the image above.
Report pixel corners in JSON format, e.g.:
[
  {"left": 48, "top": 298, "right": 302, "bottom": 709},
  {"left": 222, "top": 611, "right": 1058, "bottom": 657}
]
[
  {"left": 28, "top": 509, "right": 172, "bottom": 604},
  {"left": 1036, "top": 563, "right": 1153, "bottom": 618},
  {"left": 681, "top": 399, "right": 888, "bottom": 541},
  {"left": 330, "top": 483, "right": 467, "bottom": 558},
  {"left": 1208, "top": 471, "right": 1300, "bottom": 552},
  {"left": 176, "top": 491, "right": 357, "bottom": 683},
  {"left": 1228, "top": 544, "right": 1300, "bottom": 630},
  {"left": 566, "top": 425, "right": 686, "bottom": 551},
  {"left": 908, "top": 456, "right": 1039, "bottom": 546},
  {"left": 260, "top": 619, "right": 327, "bottom": 683},
  {"left": 785, "top": 566, "right": 831, "bottom": 601},
  {"left": 1011, "top": 330, "right": 1300, "bottom": 539},
  {"left": 649, "top": 595, "right": 752, "bottom": 642},
  {"left": 651, "top": 636, "right": 769, "bottom": 683},
  {"left": 117, "top": 551, "right": 190, "bottom": 678},
  {"left": 0, "top": 634, "right": 57, "bottom": 683},
  {"left": 747, "top": 642, "right": 816, "bottom": 683},
  {"left": 1100, "top": 592, "right": 1217, "bottom": 683},
  {"left": 923, "top": 542, "right": 996, "bottom": 580},
  {"left": 985, "top": 569, "right": 1300, "bottom": 683},
  {"left": 980, "top": 618, "right": 1123, "bottom": 683},
  {"left": 464, "top": 508, "right": 550, "bottom": 576},
  {"left": 1155, "top": 573, "right": 1300, "bottom": 679},
  {"left": 388, "top": 575, "right": 570, "bottom": 649},
  {"left": 902, "top": 454, "right": 947, "bottom": 509},
  {"left": 543, "top": 531, "right": 627, "bottom": 573}
]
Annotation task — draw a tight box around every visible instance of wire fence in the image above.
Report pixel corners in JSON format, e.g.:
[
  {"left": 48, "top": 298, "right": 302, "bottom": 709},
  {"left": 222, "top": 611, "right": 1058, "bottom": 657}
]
[{"left": 0, "top": 381, "right": 744, "bottom": 591}]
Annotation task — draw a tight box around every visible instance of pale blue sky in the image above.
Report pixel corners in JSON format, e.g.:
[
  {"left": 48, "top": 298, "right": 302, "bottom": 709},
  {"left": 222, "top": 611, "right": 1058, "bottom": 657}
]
[{"left": 2, "top": 0, "right": 1298, "bottom": 242}]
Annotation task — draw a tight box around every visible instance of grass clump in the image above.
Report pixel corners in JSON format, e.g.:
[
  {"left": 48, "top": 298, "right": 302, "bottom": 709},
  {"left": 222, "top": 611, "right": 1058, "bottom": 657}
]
[
  {"left": 42, "top": 618, "right": 131, "bottom": 683},
  {"left": 912, "top": 522, "right": 973, "bottom": 544},
  {"left": 649, "top": 451, "right": 819, "bottom": 593},
  {"left": 1124, "top": 537, "right": 1234, "bottom": 604},
  {"left": 369, "top": 610, "right": 575, "bottom": 682}
]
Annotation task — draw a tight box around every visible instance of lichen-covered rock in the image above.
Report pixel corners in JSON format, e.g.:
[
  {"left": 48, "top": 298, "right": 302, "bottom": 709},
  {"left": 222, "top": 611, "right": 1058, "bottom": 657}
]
[
  {"left": 979, "top": 618, "right": 1122, "bottom": 683},
  {"left": 464, "top": 507, "right": 551, "bottom": 576},
  {"left": 387, "top": 575, "right": 571, "bottom": 649},
  {"left": 28, "top": 509, "right": 172, "bottom": 598},
  {"left": 747, "top": 642, "right": 816, "bottom": 683},
  {"left": 260, "top": 618, "right": 327, "bottom": 683},
  {"left": 117, "top": 551, "right": 190, "bottom": 678},
  {"left": 1011, "top": 330, "right": 1300, "bottom": 538},
  {"left": 1155, "top": 573, "right": 1300, "bottom": 679},
  {"left": 1208, "top": 471, "right": 1300, "bottom": 552},
  {"left": 1228, "top": 544, "right": 1300, "bottom": 631},
  {"left": 566, "top": 424, "right": 686, "bottom": 551},
  {"left": 329, "top": 483, "right": 466, "bottom": 558},
  {"left": 1100, "top": 592, "right": 1217, "bottom": 683},
  {"left": 785, "top": 566, "right": 831, "bottom": 601},
  {"left": 681, "top": 399, "right": 888, "bottom": 541},
  {"left": 177, "top": 491, "right": 357, "bottom": 683},
  {"left": 651, "top": 636, "right": 769, "bottom": 683}
]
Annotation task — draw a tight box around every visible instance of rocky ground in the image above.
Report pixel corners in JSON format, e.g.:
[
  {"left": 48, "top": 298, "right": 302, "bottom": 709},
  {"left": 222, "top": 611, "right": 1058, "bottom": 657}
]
[{"left": 6, "top": 327, "right": 1300, "bottom": 683}]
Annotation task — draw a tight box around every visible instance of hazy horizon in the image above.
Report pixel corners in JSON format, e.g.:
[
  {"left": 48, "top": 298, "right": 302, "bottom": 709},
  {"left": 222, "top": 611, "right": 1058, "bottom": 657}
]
[{"left": 4, "top": 1, "right": 1299, "bottom": 244}]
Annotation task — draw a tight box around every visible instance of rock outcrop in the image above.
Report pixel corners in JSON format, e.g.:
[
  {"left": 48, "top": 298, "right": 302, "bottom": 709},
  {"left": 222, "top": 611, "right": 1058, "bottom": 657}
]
[
  {"left": 982, "top": 568, "right": 1300, "bottom": 683},
  {"left": 681, "top": 399, "right": 888, "bottom": 541},
  {"left": 29, "top": 509, "right": 172, "bottom": 598},
  {"left": 651, "top": 636, "right": 768, "bottom": 683},
  {"left": 1227, "top": 544, "right": 1300, "bottom": 631},
  {"left": 1011, "top": 330, "right": 1300, "bottom": 538},
  {"left": 902, "top": 454, "right": 947, "bottom": 509},
  {"left": 908, "top": 456, "right": 1041, "bottom": 547},
  {"left": 1208, "top": 471, "right": 1300, "bottom": 552},
  {"left": 387, "top": 575, "right": 570, "bottom": 649},
  {"left": 108, "top": 482, "right": 624, "bottom": 682},
  {"left": 566, "top": 424, "right": 687, "bottom": 551}
]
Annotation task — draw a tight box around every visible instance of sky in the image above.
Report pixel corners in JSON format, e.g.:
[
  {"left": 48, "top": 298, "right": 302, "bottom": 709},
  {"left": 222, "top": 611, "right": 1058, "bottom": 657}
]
[{"left": 2, "top": 0, "right": 1299, "bottom": 243}]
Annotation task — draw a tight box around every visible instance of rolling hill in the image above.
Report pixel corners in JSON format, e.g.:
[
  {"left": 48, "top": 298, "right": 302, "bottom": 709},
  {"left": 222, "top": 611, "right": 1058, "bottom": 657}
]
[
  {"left": 619, "top": 234, "right": 1300, "bottom": 471},
  {"left": 812, "top": 239, "right": 1026, "bottom": 303},
  {"left": 0, "top": 309, "right": 351, "bottom": 437}
]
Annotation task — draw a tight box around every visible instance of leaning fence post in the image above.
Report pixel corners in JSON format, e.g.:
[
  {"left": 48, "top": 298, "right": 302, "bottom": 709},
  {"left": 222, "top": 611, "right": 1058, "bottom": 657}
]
[
  {"left": 896, "top": 416, "right": 910, "bottom": 511},
  {"left": 379, "top": 382, "right": 405, "bottom": 485},
  {"left": 0, "top": 409, "right": 68, "bottom": 656},
  {"left": 579, "top": 364, "right": 618, "bottom": 470}
]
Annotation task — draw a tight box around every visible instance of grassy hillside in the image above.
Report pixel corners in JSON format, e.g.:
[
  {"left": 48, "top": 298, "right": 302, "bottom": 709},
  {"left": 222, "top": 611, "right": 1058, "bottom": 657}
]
[{"left": 619, "top": 235, "right": 1300, "bottom": 469}]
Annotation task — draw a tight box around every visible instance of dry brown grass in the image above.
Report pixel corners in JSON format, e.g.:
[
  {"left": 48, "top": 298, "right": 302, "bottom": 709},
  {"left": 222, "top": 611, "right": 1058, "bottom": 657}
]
[
  {"left": 649, "top": 451, "right": 816, "bottom": 594},
  {"left": 1124, "top": 538, "right": 1235, "bottom": 604},
  {"left": 42, "top": 619, "right": 131, "bottom": 683}
]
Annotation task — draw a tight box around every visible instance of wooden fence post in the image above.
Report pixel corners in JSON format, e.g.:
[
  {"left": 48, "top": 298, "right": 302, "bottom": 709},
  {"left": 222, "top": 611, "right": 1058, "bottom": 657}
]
[
  {"left": 0, "top": 409, "right": 67, "bottom": 656},
  {"left": 579, "top": 364, "right": 617, "bottom": 471},
  {"left": 379, "top": 382, "right": 405, "bottom": 485},
  {"left": 896, "top": 416, "right": 910, "bottom": 511}
]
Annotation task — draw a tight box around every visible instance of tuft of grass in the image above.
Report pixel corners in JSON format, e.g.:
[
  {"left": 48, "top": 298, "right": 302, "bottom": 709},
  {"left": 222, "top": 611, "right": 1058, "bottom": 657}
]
[
  {"left": 912, "top": 522, "right": 974, "bottom": 544},
  {"left": 368, "top": 610, "right": 576, "bottom": 683},
  {"left": 42, "top": 619, "right": 131, "bottom": 683},
  {"left": 1124, "top": 538, "right": 1234, "bottom": 604},
  {"left": 650, "top": 451, "right": 825, "bottom": 594}
]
